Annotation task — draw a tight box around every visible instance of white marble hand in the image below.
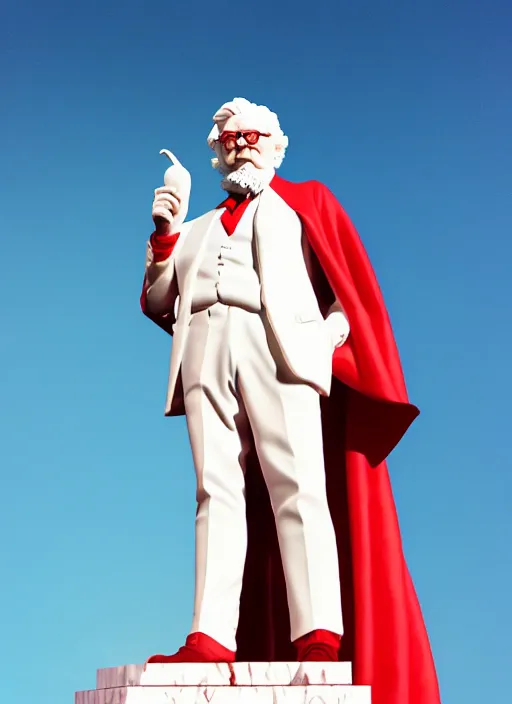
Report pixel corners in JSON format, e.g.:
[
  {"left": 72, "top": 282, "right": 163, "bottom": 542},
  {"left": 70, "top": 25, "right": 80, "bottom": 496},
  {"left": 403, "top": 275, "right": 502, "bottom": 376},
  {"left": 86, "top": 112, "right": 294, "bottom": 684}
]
[
  {"left": 152, "top": 185, "right": 182, "bottom": 226},
  {"left": 325, "top": 300, "right": 350, "bottom": 350}
]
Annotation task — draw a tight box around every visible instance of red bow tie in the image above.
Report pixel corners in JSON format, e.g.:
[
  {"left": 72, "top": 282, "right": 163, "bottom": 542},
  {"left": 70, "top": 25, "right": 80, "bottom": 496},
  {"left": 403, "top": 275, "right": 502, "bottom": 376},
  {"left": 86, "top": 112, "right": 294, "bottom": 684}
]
[
  {"left": 217, "top": 193, "right": 255, "bottom": 236},
  {"left": 217, "top": 192, "right": 253, "bottom": 213}
]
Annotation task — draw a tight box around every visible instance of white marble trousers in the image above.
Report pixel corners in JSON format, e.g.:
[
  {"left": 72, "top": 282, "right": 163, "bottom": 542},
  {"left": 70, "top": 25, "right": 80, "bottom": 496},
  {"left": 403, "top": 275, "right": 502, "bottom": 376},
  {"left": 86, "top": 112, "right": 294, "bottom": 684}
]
[{"left": 181, "top": 303, "right": 343, "bottom": 652}]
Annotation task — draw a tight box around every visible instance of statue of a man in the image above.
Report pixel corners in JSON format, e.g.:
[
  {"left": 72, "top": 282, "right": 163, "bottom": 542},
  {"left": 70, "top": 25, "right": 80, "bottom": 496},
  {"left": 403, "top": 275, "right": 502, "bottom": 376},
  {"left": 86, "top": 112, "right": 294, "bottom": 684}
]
[{"left": 141, "top": 98, "right": 440, "bottom": 704}]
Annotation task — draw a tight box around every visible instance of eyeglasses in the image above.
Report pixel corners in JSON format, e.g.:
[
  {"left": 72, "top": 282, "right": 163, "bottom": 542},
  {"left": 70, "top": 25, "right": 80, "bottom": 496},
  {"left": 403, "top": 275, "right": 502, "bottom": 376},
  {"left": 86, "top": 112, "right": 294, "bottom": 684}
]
[{"left": 218, "top": 130, "right": 271, "bottom": 151}]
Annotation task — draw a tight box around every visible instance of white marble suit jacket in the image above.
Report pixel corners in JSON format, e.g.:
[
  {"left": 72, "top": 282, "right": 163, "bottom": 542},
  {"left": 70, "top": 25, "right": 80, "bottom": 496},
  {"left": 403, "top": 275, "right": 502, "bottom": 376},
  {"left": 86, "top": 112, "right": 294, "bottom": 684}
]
[{"left": 143, "top": 187, "right": 349, "bottom": 414}]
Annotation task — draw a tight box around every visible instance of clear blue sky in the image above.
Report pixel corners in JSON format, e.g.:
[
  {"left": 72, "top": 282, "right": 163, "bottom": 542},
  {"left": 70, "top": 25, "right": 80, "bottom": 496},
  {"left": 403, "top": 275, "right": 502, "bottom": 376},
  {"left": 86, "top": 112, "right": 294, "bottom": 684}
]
[{"left": 1, "top": 1, "right": 510, "bottom": 702}]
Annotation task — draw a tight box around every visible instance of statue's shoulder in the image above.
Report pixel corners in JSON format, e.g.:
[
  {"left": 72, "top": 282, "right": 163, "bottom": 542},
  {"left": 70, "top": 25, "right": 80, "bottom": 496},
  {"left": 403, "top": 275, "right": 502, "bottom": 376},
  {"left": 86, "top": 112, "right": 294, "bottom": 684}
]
[
  {"left": 271, "top": 175, "right": 334, "bottom": 211},
  {"left": 295, "top": 179, "right": 333, "bottom": 197}
]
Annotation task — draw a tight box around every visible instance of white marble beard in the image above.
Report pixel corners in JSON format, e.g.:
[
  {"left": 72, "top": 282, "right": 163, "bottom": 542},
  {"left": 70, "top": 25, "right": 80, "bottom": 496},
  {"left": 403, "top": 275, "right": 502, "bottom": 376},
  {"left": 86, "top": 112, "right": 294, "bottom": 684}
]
[{"left": 221, "top": 162, "right": 275, "bottom": 196}]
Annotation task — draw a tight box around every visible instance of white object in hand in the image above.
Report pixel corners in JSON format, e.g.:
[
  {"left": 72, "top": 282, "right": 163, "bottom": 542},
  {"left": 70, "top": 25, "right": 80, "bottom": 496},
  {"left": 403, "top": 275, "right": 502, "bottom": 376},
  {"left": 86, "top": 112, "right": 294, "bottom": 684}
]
[
  {"left": 152, "top": 149, "right": 191, "bottom": 232},
  {"left": 161, "top": 149, "right": 191, "bottom": 231}
]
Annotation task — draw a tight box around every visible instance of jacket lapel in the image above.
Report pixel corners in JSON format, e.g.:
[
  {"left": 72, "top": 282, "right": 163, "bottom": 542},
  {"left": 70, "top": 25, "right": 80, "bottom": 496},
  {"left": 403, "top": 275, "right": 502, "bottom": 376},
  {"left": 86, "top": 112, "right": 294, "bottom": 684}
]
[
  {"left": 175, "top": 209, "right": 222, "bottom": 316},
  {"left": 254, "top": 187, "right": 303, "bottom": 307}
]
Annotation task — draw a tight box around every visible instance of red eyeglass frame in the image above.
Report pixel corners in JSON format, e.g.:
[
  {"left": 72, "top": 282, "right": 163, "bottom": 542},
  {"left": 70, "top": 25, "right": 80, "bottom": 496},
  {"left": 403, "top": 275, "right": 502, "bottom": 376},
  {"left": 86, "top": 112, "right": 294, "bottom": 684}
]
[{"left": 218, "top": 130, "right": 271, "bottom": 151}]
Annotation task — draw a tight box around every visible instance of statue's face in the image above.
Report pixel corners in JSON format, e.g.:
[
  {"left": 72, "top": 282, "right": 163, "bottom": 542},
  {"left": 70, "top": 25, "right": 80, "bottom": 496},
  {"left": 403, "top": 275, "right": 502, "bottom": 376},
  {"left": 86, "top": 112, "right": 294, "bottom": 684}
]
[{"left": 219, "top": 114, "right": 276, "bottom": 172}]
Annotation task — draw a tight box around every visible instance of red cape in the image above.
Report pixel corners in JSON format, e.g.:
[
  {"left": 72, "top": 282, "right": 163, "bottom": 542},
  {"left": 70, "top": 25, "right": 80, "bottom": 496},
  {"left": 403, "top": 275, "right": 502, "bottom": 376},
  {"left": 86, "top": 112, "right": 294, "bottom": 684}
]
[{"left": 235, "top": 175, "right": 440, "bottom": 704}]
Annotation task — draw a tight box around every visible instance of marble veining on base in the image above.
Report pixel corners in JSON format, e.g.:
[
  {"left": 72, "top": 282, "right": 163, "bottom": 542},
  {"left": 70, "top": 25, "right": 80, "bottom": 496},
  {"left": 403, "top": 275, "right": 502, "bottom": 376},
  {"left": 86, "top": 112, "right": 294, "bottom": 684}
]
[
  {"left": 96, "top": 662, "right": 352, "bottom": 689},
  {"left": 77, "top": 684, "right": 371, "bottom": 704}
]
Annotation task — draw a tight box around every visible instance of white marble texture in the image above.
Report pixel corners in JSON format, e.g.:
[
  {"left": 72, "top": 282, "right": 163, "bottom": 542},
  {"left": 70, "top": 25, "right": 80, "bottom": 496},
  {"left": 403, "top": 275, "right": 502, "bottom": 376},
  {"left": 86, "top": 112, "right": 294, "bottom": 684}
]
[
  {"left": 76, "top": 684, "right": 371, "bottom": 704},
  {"left": 96, "top": 662, "right": 352, "bottom": 690}
]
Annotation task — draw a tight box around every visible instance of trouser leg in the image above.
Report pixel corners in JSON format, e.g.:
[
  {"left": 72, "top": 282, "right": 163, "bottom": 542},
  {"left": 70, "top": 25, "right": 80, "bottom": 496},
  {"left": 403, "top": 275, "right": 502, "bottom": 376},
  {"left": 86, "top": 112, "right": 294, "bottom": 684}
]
[
  {"left": 236, "top": 309, "right": 343, "bottom": 641},
  {"left": 180, "top": 305, "right": 250, "bottom": 651}
]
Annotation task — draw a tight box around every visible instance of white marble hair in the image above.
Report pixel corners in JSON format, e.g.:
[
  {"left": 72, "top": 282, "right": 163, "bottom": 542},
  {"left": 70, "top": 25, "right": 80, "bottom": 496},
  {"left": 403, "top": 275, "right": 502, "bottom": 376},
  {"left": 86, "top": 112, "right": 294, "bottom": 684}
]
[{"left": 207, "top": 97, "right": 289, "bottom": 169}]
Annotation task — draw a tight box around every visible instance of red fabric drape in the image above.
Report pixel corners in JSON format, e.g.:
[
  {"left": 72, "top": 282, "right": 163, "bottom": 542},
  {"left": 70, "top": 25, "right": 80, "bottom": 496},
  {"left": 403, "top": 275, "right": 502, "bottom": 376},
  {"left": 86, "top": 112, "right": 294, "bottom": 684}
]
[{"left": 237, "top": 176, "right": 440, "bottom": 704}]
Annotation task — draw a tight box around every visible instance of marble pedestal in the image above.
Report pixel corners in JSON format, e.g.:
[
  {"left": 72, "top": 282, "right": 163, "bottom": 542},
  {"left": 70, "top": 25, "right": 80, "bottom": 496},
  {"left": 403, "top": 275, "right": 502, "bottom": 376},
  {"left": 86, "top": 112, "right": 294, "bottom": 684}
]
[{"left": 76, "top": 661, "right": 371, "bottom": 703}]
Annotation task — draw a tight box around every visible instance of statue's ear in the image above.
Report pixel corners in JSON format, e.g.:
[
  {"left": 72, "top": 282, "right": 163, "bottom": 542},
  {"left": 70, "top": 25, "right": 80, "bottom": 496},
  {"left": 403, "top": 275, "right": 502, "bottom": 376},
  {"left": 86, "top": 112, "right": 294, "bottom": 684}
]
[{"left": 273, "top": 143, "right": 285, "bottom": 167}]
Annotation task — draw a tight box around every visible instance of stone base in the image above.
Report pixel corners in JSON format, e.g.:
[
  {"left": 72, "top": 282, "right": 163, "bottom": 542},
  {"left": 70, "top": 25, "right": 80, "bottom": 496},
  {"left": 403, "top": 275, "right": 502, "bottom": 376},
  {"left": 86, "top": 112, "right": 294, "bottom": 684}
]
[
  {"left": 76, "top": 662, "right": 371, "bottom": 703},
  {"left": 77, "top": 684, "right": 370, "bottom": 703},
  {"left": 96, "top": 661, "right": 354, "bottom": 688}
]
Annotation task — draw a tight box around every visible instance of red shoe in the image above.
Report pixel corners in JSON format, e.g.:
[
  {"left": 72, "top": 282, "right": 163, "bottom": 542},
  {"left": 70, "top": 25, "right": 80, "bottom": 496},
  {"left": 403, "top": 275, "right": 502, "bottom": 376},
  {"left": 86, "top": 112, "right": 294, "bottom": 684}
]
[
  {"left": 294, "top": 629, "right": 341, "bottom": 661},
  {"left": 145, "top": 632, "right": 236, "bottom": 665}
]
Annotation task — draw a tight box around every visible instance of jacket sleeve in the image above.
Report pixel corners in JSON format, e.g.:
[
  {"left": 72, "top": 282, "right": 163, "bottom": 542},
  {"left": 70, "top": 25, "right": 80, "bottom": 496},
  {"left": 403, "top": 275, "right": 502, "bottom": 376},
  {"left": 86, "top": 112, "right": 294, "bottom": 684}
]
[{"left": 140, "top": 231, "right": 181, "bottom": 334}]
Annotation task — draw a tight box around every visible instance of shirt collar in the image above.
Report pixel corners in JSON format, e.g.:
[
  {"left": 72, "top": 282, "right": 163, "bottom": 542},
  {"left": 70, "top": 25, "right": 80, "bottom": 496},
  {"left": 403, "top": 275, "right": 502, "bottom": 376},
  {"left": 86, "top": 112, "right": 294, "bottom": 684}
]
[{"left": 216, "top": 191, "right": 255, "bottom": 212}]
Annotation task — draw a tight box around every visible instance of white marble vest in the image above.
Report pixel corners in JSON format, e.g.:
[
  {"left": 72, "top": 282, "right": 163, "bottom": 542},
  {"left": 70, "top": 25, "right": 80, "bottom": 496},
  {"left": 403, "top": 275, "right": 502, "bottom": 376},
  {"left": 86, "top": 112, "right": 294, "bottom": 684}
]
[{"left": 190, "top": 197, "right": 262, "bottom": 314}]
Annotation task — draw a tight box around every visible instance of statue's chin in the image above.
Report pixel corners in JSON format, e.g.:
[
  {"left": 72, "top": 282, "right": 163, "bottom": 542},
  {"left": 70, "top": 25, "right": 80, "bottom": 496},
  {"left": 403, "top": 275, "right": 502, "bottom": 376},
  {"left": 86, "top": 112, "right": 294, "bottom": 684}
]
[
  {"left": 230, "top": 159, "right": 258, "bottom": 174},
  {"left": 234, "top": 156, "right": 260, "bottom": 168}
]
